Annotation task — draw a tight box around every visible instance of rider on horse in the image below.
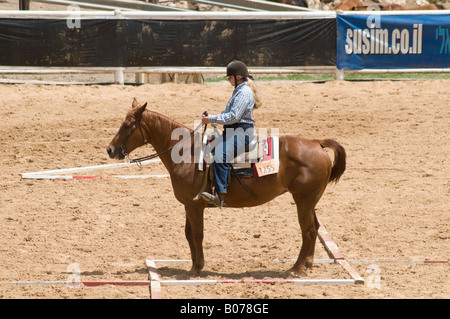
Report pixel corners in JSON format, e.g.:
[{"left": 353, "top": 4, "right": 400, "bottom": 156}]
[{"left": 201, "top": 60, "right": 261, "bottom": 207}]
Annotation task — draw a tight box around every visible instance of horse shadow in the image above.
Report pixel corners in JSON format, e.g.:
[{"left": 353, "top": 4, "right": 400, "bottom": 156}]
[
  {"left": 72, "top": 264, "right": 291, "bottom": 281},
  {"left": 156, "top": 266, "right": 291, "bottom": 280}
]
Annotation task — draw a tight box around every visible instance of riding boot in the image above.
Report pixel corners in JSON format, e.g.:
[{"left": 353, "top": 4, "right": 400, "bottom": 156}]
[
  {"left": 217, "top": 193, "right": 225, "bottom": 207},
  {"left": 201, "top": 192, "right": 226, "bottom": 207}
]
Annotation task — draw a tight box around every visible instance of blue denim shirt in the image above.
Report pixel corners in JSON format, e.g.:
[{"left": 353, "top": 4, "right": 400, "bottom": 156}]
[{"left": 208, "top": 82, "right": 255, "bottom": 125}]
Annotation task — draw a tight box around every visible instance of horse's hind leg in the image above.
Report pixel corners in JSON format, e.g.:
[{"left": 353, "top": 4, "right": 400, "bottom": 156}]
[
  {"left": 289, "top": 193, "right": 320, "bottom": 276},
  {"left": 184, "top": 205, "right": 205, "bottom": 275}
]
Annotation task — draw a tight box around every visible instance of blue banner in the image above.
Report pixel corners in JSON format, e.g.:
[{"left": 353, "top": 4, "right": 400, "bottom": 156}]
[{"left": 337, "top": 14, "right": 450, "bottom": 70}]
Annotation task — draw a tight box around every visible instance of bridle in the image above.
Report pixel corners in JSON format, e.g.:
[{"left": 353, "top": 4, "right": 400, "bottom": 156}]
[
  {"left": 121, "top": 114, "right": 204, "bottom": 164},
  {"left": 131, "top": 114, "right": 148, "bottom": 145},
  {"left": 120, "top": 114, "right": 148, "bottom": 162}
]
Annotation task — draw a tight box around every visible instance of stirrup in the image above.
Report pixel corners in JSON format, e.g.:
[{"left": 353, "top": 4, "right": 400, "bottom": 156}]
[{"left": 201, "top": 192, "right": 226, "bottom": 207}]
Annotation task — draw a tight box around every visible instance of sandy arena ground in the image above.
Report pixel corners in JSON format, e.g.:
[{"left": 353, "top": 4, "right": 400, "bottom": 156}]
[{"left": 0, "top": 79, "right": 448, "bottom": 299}]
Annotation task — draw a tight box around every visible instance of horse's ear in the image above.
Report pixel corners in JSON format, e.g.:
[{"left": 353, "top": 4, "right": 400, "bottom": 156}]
[
  {"left": 135, "top": 102, "right": 148, "bottom": 118},
  {"left": 132, "top": 98, "right": 139, "bottom": 109}
]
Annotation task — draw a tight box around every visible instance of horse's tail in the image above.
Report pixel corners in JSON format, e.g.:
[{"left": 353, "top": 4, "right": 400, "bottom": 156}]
[{"left": 317, "top": 139, "right": 347, "bottom": 184}]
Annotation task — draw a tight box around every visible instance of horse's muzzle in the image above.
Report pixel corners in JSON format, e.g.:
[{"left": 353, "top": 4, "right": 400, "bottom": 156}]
[{"left": 106, "top": 145, "right": 125, "bottom": 160}]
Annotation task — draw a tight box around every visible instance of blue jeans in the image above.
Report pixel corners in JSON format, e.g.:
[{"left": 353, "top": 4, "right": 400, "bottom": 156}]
[{"left": 213, "top": 123, "right": 254, "bottom": 194}]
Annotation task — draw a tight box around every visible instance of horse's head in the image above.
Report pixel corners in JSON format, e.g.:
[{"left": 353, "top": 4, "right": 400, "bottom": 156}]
[{"left": 107, "top": 98, "right": 148, "bottom": 160}]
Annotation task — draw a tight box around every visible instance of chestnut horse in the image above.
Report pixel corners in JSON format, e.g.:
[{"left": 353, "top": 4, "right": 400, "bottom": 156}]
[{"left": 107, "top": 99, "right": 346, "bottom": 276}]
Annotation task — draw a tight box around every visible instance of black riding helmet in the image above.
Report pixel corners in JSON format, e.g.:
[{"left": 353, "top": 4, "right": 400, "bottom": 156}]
[
  {"left": 226, "top": 60, "right": 249, "bottom": 77},
  {"left": 226, "top": 60, "right": 250, "bottom": 88}
]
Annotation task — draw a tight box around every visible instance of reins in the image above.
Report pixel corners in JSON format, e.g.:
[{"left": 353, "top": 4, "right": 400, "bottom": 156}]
[{"left": 124, "top": 116, "right": 204, "bottom": 164}]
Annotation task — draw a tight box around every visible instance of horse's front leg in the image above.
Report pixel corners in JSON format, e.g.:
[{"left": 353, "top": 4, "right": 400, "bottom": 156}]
[{"left": 184, "top": 205, "right": 205, "bottom": 275}]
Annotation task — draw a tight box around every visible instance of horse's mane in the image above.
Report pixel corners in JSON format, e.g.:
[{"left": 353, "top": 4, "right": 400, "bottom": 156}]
[
  {"left": 143, "top": 109, "right": 192, "bottom": 132},
  {"left": 141, "top": 110, "right": 194, "bottom": 151}
]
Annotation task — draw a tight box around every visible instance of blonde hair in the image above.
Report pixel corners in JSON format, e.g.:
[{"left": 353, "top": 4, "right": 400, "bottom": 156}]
[{"left": 247, "top": 77, "right": 262, "bottom": 109}]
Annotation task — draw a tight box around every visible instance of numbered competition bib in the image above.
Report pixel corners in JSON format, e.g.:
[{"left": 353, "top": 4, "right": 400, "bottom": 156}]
[{"left": 254, "top": 137, "right": 279, "bottom": 177}]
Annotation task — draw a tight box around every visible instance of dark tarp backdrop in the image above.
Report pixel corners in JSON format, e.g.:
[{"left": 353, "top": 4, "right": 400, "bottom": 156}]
[{"left": 0, "top": 18, "right": 336, "bottom": 67}]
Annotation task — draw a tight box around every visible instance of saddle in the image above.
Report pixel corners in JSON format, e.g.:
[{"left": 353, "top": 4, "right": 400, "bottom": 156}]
[{"left": 193, "top": 128, "right": 279, "bottom": 201}]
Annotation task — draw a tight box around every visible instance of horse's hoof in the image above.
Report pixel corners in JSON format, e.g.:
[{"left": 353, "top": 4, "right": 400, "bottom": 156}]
[
  {"left": 189, "top": 267, "right": 202, "bottom": 277},
  {"left": 305, "top": 257, "right": 314, "bottom": 269},
  {"left": 285, "top": 268, "right": 307, "bottom": 278}
]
